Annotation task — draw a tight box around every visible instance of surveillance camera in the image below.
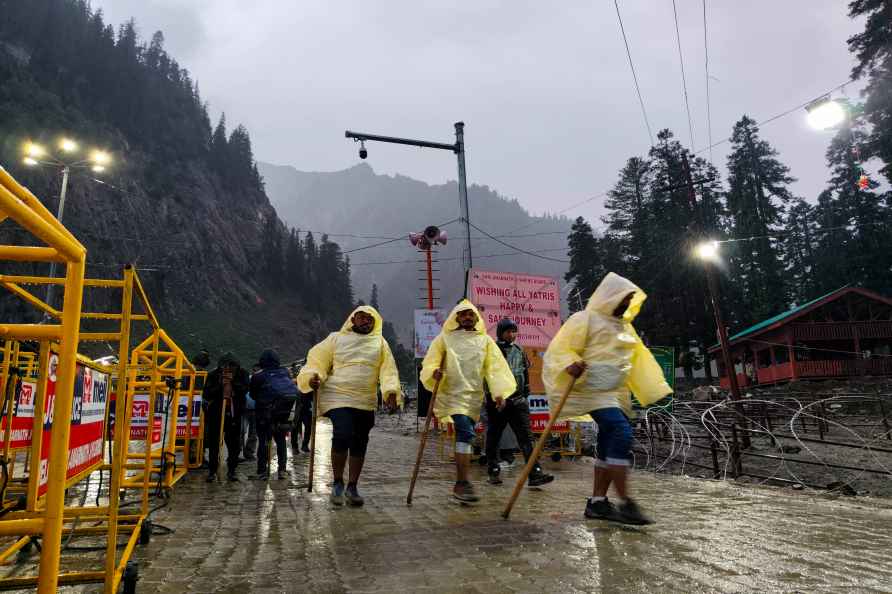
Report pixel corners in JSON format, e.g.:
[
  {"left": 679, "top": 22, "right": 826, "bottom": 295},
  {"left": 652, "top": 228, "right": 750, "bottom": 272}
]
[{"left": 359, "top": 141, "right": 367, "bottom": 159}]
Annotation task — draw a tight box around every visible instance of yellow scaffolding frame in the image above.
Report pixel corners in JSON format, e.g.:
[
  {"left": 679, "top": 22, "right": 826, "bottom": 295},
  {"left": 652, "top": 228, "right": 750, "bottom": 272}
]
[{"left": 0, "top": 166, "right": 86, "bottom": 592}]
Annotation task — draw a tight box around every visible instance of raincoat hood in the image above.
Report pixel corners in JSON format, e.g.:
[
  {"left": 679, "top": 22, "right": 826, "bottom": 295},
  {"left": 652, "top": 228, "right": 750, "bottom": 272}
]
[
  {"left": 340, "top": 305, "right": 384, "bottom": 336},
  {"left": 257, "top": 349, "right": 280, "bottom": 369},
  {"left": 443, "top": 300, "right": 486, "bottom": 334},
  {"left": 586, "top": 272, "right": 647, "bottom": 321}
]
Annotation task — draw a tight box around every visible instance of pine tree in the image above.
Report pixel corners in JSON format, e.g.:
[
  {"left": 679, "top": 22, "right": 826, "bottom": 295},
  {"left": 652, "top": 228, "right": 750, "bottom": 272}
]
[
  {"left": 370, "top": 284, "right": 380, "bottom": 310},
  {"left": 603, "top": 157, "right": 653, "bottom": 272},
  {"left": 210, "top": 114, "right": 228, "bottom": 176},
  {"left": 781, "top": 200, "right": 817, "bottom": 304},
  {"left": 725, "top": 115, "right": 795, "bottom": 323},
  {"left": 812, "top": 117, "right": 891, "bottom": 293},
  {"left": 848, "top": 0, "right": 892, "bottom": 184},
  {"left": 564, "top": 217, "right": 602, "bottom": 312}
]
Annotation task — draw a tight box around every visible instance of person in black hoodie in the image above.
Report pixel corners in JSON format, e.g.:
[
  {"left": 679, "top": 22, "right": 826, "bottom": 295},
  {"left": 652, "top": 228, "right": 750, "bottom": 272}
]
[
  {"left": 251, "top": 349, "right": 298, "bottom": 480},
  {"left": 486, "top": 318, "right": 554, "bottom": 487},
  {"left": 202, "top": 352, "right": 249, "bottom": 482}
]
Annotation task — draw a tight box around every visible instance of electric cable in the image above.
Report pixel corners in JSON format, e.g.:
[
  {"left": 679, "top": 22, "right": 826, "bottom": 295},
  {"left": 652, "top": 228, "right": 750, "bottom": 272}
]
[
  {"left": 672, "top": 0, "right": 697, "bottom": 151},
  {"left": 614, "top": 0, "right": 654, "bottom": 147}
]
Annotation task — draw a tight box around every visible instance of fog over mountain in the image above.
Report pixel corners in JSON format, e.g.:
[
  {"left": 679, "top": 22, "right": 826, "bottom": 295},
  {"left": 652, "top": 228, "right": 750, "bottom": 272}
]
[{"left": 259, "top": 161, "right": 572, "bottom": 339}]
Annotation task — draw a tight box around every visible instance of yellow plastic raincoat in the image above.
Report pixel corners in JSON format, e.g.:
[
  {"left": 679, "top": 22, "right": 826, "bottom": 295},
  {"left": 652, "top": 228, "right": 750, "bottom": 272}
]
[
  {"left": 543, "top": 272, "right": 672, "bottom": 420},
  {"left": 420, "top": 300, "right": 516, "bottom": 422},
  {"left": 296, "top": 305, "right": 402, "bottom": 415}
]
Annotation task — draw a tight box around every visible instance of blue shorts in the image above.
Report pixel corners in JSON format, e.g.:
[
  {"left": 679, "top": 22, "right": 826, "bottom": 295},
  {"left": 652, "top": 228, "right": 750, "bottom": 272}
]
[
  {"left": 590, "top": 407, "right": 632, "bottom": 467},
  {"left": 451, "top": 414, "right": 476, "bottom": 444}
]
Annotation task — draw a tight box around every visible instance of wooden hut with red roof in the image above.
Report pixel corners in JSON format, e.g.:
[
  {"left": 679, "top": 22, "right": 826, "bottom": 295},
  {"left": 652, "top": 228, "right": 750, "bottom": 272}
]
[{"left": 709, "top": 287, "right": 892, "bottom": 389}]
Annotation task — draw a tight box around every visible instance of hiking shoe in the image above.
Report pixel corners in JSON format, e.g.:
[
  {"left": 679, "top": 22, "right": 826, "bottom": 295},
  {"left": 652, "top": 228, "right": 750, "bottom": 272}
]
[
  {"left": 487, "top": 468, "right": 503, "bottom": 485},
  {"left": 616, "top": 498, "right": 653, "bottom": 525},
  {"left": 277, "top": 470, "right": 288, "bottom": 480},
  {"left": 330, "top": 481, "right": 345, "bottom": 506},
  {"left": 528, "top": 470, "right": 555, "bottom": 487},
  {"left": 252, "top": 472, "right": 269, "bottom": 481},
  {"left": 243, "top": 454, "right": 256, "bottom": 461},
  {"left": 345, "top": 484, "right": 364, "bottom": 507},
  {"left": 584, "top": 498, "right": 620, "bottom": 520},
  {"left": 302, "top": 444, "right": 311, "bottom": 453},
  {"left": 227, "top": 472, "right": 239, "bottom": 482},
  {"left": 206, "top": 473, "right": 217, "bottom": 483},
  {"left": 453, "top": 481, "right": 480, "bottom": 503}
]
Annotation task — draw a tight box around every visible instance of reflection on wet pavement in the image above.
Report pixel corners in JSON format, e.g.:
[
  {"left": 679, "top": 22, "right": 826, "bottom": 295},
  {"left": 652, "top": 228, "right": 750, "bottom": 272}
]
[{"left": 121, "top": 419, "right": 892, "bottom": 594}]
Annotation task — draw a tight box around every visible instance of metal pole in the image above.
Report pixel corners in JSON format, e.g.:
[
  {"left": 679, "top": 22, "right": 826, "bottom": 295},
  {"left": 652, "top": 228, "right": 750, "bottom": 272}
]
[
  {"left": 705, "top": 263, "right": 750, "bottom": 448},
  {"left": 454, "top": 122, "right": 473, "bottom": 296},
  {"left": 425, "top": 248, "right": 434, "bottom": 310},
  {"left": 44, "top": 165, "right": 70, "bottom": 312}
]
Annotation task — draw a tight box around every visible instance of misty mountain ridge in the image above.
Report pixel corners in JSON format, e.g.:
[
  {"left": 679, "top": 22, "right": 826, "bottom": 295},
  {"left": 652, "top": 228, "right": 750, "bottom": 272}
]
[{"left": 259, "top": 161, "right": 573, "bottom": 338}]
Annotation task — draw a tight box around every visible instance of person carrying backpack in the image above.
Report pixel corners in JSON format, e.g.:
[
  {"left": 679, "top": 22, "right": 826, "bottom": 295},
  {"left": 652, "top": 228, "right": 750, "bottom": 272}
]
[{"left": 251, "top": 349, "right": 298, "bottom": 480}]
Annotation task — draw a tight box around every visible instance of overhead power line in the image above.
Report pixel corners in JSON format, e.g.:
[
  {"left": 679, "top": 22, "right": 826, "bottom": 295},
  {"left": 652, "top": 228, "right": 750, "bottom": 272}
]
[
  {"left": 703, "top": 0, "right": 714, "bottom": 164},
  {"left": 672, "top": 0, "right": 697, "bottom": 151},
  {"left": 468, "top": 222, "right": 570, "bottom": 263},
  {"left": 614, "top": 0, "right": 654, "bottom": 147}
]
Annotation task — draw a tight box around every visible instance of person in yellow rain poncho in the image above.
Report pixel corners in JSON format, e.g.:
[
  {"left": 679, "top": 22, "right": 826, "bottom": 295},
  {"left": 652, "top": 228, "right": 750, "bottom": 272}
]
[
  {"left": 297, "top": 306, "right": 401, "bottom": 507},
  {"left": 420, "top": 300, "right": 516, "bottom": 503},
  {"left": 544, "top": 272, "right": 672, "bottom": 525}
]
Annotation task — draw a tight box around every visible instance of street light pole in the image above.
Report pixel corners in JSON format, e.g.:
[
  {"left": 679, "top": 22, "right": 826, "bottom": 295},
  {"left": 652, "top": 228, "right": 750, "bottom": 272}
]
[
  {"left": 698, "top": 244, "right": 750, "bottom": 448},
  {"left": 345, "top": 122, "right": 474, "bottom": 296},
  {"left": 44, "top": 164, "right": 70, "bottom": 310},
  {"left": 454, "top": 122, "right": 472, "bottom": 275}
]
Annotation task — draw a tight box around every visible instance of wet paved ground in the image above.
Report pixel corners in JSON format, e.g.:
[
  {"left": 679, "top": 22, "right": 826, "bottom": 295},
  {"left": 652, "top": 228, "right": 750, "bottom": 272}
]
[{"left": 130, "top": 417, "right": 892, "bottom": 594}]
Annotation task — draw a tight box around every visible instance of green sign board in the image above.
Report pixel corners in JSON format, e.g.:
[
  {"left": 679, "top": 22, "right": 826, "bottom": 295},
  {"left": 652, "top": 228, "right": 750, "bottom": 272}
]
[{"left": 650, "top": 346, "right": 676, "bottom": 391}]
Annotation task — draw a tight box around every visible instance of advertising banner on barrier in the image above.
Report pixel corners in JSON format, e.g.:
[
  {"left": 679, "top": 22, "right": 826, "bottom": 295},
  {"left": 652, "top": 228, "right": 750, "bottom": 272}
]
[
  {"left": 176, "top": 394, "right": 201, "bottom": 438},
  {"left": 468, "top": 269, "right": 561, "bottom": 349},
  {"left": 413, "top": 309, "right": 446, "bottom": 358},
  {"left": 0, "top": 379, "right": 38, "bottom": 450},
  {"left": 129, "top": 393, "right": 163, "bottom": 445},
  {"left": 527, "top": 393, "right": 569, "bottom": 433},
  {"left": 38, "top": 354, "right": 110, "bottom": 497}
]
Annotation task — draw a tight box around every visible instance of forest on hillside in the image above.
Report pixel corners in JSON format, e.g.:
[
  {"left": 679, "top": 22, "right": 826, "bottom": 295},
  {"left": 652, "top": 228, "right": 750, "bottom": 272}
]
[
  {"left": 565, "top": 0, "right": 892, "bottom": 378},
  {"left": 0, "top": 0, "right": 359, "bottom": 363}
]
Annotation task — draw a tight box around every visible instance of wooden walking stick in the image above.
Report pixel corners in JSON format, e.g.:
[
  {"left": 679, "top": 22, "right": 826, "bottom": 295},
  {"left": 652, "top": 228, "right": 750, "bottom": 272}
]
[
  {"left": 407, "top": 355, "right": 446, "bottom": 506},
  {"left": 306, "top": 383, "right": 320, "bottom": 492},
  {"left": 502, "top": 377, "right": 577, "bottom": 519},
  {"left": 217, "top": 369, "right": 233, "bottom": 472}
]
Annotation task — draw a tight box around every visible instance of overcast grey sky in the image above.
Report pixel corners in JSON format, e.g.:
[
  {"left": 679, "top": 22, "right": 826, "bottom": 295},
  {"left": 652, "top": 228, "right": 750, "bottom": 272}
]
[{"left": 93, "top": 1, "right": 864, "bottom": 226}]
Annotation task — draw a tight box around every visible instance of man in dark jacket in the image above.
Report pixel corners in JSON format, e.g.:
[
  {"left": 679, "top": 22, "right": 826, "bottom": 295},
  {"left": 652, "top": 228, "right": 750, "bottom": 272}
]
[
  {"left": 251, "top": 349, "right": 298, "bottom": 480},
  {"left": 202, "top": 352, "right": 249, "bottom": 482},
  {"left": 486, "top": 318, "right": 555, "bottom": 487}
]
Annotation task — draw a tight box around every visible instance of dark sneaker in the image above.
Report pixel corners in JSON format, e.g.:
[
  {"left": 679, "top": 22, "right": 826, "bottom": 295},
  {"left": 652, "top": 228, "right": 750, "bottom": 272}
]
[
  {"left": 330, "top": 481, "right": 345, "bottom": 506},
  {"left": 345, "top": 484, "right": 364, "bottom": 507},
  {"left": 243, "top": 454, "right": 256, "bottom": 461},
  {"left": 252, "top": 472, "right": 269, "bottom": 481},
  {"left": 487, "top": 467, "right": 502, "bottom": 485},
  {"left": 453, "top": 481, "right": 480, "bottom": 503},
  {"left": 528, "top": 470, "right": 555, "bottom": 487},
  {"left": 227, "top": 473, "right": 239, "bottom": 482},
  {"left": 277, "top": 470, "right": 288, "bottom": 480},
  {"left": 616, "top": 498, "right": 653, "bottom": 525},
  {"left": 302, "top": 444, "right": 310, "bottom": 453},
  {"left": 206, "top": 473, "right": 217, "bottom": 483},
  {"left": 584, "top": 498, "right": 620, "bottom": 520}
]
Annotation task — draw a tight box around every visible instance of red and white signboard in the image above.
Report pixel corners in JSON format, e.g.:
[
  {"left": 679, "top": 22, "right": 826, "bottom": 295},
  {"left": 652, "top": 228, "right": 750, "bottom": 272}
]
[
  {"left": 176, "top": 394, "right": 202, "bottom": 438},
  {"left": 0, "top": 379, "right": 38, "bottom": 450},
  {"left": 469, "top": 269, "right": 561, "bottom": 349},
  {"left": 38, "top": 354, "right": 110, "bottom": 496},
  {"left": 527, "top": 394, "right": 569, "bottom": 433},
  {"left": 128, "top": 394, "right": 163, "bottom": 446}
]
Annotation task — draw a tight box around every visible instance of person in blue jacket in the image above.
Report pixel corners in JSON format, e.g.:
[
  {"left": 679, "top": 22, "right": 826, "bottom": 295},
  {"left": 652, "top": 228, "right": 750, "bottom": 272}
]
[{"left": 250, "top": 349, "right": 298, "bottom": 480}]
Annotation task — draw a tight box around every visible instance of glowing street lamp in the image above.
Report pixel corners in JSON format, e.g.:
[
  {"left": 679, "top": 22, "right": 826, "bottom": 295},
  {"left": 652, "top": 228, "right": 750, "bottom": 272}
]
[
  {"left": 806, "top": 96, "right": 846, "bottom": 130},
  {"left": 20, "top": 136, "right": 113, "bottom": 311},
  {"left": 694, "top": 240, "right": 720, "bottom": 262}
]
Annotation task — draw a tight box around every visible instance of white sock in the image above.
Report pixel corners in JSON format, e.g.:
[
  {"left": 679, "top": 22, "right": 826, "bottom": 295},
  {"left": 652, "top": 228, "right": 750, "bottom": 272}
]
[{"left": 589, "top": 496, "right": 606, "bottom": 503}]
